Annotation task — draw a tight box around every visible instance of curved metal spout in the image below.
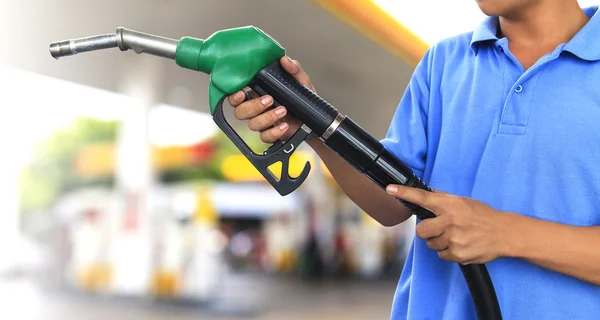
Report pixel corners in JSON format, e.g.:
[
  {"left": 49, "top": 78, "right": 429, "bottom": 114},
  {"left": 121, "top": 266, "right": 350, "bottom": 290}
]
[{"left": 49, "top": 27, "right": 178, "bottom": 60}]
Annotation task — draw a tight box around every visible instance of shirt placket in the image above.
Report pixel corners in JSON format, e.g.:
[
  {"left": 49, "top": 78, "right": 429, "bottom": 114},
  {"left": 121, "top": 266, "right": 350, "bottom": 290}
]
[{"left": 495, "top": 40, "right": 563, "bottom": 135}]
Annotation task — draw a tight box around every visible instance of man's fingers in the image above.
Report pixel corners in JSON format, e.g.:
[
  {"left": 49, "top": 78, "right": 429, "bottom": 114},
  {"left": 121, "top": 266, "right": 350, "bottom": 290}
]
[
  {"left": 248, "top": 106, "right": 287, "bottom": 131},
  {"left": 260, "top": 122, "right": 290, "bottom": 143},
  {"left": 415, "top": 216, "right": 448, "bottom": 239},
  {"left": 426, "top": 233, "right": 450, "bottom": 251},
  {"left": 280, "top": 56, "right": 313, "bottom": 90},
  {"left": 234, "top": 95, "right": 274, "bottom": 120},
  {"left": 228, "top": 90, "right": 247, "bottom": 107},
  {"left": 386, "top": 185, "right": 444, "bottom": 213},
  {"left": 438, "top": 248, "right": 474, "bottom": 265}
]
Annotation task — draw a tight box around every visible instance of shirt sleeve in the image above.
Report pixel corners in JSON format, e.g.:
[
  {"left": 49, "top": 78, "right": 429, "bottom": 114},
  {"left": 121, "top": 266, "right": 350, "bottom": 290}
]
[{"left": 380, "top": 49, "right": 432, "bottom": 180}]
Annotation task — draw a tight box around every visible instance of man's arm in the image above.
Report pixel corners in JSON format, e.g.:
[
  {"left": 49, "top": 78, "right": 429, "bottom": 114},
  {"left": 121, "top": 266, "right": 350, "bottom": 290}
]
[
  {"left": 307, "top": 137, "right": 411, "bottom": 227},
  {"left": 386, "top": 184, "right": 600, "bottom": 286},
  {"left": 507, "top": 214, "right": 600, "bottom": 285}
]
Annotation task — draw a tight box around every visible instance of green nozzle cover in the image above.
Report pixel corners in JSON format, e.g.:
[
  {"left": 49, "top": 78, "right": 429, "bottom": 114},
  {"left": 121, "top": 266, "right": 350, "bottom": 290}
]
[
  {"left": 175, "top": 37, "right": 205, "bottom": 72},
  {"left": 175, "top": 26, "right": 286, "bottom": 114}
]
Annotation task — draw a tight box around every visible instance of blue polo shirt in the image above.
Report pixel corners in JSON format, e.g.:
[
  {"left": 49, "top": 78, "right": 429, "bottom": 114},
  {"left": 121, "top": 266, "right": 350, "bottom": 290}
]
[{"left": 382, "top": 6, "right": 600, "bottom": 320}]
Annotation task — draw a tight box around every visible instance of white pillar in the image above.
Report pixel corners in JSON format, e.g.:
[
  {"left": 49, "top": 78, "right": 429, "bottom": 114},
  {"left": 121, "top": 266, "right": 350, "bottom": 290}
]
[{"left": 109, "top": 54, "right": 164, "bottom": 296}]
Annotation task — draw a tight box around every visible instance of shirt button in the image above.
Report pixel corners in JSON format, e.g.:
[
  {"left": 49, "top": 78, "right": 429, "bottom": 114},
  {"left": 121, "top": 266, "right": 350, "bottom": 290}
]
[{"left": 515, "top": 85, "right": 523, "bottom": 93}]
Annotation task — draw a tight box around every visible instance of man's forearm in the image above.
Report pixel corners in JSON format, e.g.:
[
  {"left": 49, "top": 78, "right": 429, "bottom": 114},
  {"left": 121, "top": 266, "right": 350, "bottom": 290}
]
[
  {"left": 306, "top": 137, "right": 411, "bottom": 226},
  {"left": 504, "top": 212, "right": 600, "bottom": 285}
]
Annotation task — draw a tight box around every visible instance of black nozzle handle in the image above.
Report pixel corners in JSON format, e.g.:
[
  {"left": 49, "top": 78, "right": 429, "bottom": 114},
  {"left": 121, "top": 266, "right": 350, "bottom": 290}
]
[{"left": 250, "top": 61, "right": 339, "bottom": 137}]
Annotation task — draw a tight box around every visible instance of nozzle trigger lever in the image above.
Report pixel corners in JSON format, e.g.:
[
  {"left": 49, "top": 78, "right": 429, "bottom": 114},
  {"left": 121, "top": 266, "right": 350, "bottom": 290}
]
[{"left": 212, "top": 96, "right": 311, "bottom": 196}]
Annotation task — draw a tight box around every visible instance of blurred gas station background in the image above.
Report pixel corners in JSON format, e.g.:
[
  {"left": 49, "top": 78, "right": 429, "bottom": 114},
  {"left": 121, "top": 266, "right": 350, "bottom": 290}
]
[{"left": 0, "top": 1, "right": 596, "bottom": 319}]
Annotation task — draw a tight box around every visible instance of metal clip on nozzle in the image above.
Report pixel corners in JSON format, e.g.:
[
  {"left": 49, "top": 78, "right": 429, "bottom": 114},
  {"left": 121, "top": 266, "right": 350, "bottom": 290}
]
[{"left": 49, "top": 27, "right": 178, "bottom": 60}]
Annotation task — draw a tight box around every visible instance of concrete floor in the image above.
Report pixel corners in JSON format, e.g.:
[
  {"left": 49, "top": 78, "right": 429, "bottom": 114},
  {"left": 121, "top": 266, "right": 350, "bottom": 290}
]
[{"left": 0, "top": 275, "right": 398, "bottom": 320}]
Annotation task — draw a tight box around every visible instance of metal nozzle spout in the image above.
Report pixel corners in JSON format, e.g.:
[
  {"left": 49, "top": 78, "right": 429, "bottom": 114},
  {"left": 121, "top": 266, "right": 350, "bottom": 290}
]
[
  {"left": 49, "top": 41, "right": 70, "bottom": 59},
  {"left": 49, "top": 27, "right": 178, "bottom": 60},
  {"left": 49, "top": 34, "right": 118, "bottom": 59}
]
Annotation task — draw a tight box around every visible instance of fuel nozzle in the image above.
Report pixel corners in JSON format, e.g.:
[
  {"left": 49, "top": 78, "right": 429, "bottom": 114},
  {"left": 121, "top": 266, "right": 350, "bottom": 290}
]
[
  {"left": 48, "top": 25, "right": 287, "bottom": 114},
  {"left": 49, "top": 27, "right": 179, "bottom": 60}
]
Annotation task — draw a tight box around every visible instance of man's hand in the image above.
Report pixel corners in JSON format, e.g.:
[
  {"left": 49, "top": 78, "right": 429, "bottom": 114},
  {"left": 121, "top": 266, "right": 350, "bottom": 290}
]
[
  {"left": 386, "top": 184, "right": 514, "bottom": 265},
  {"left": 228, "top": 56, "right": 314, "bottom": 143}
]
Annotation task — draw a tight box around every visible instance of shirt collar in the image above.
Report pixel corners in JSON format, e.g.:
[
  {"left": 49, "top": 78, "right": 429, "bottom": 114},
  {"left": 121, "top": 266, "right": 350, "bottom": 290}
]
[
  {"left": 470, "top": 6, "right": 600, "bottom": 61},
  {"left": 563, "top": 6, "right": 600, "bottom": 61},
  {"left": 470, "top": 16, "right": 500, "bottom": 52}
]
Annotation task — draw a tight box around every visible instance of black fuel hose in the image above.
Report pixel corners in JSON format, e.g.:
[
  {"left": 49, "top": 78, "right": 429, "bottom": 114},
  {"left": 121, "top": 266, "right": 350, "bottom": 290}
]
[{"left": 249, "top": 61, "right": 503, "bottom": 320}]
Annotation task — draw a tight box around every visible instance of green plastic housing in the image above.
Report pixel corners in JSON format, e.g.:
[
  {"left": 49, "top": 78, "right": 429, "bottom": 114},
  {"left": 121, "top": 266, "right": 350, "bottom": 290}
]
[{"left": 175, "top": 26, "right": 286, "bottom": 114}]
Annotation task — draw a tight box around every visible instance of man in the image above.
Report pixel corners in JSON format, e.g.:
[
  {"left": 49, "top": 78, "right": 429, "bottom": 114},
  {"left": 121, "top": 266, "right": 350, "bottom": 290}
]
[{"left": 230, "top": 1, "right": 600, "bottom": 319}]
